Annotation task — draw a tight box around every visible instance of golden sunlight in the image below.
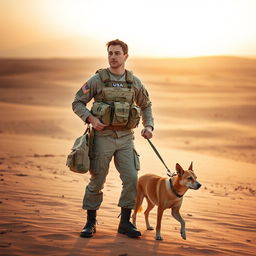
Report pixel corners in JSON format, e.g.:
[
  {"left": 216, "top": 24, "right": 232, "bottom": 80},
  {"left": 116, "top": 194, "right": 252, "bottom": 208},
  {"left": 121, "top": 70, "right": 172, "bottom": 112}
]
[{"left": 1, "top": 0, "right": 255, "bottom": 57}]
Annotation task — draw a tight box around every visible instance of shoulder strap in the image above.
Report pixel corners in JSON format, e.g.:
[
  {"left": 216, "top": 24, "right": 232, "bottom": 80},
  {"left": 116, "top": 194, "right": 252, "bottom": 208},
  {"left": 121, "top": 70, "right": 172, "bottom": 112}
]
[
  {"left": 96, "top": 69, "right": 110, "bottom": 82},
  {"left": 125, "top": 70, "right": 133, "bottom": 84}
]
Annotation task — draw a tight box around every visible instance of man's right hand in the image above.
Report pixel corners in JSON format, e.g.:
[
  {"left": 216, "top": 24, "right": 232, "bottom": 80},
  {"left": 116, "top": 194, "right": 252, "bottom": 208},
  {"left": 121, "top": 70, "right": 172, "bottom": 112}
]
[{"left": 87, "top": 115, "right": 107, "bottom": 131}]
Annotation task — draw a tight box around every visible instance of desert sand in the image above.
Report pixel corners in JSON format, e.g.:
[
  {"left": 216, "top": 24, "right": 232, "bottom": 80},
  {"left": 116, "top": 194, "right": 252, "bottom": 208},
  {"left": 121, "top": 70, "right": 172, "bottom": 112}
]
[{"left": 0, "top": 57, "right": 255, "bottom": 256}]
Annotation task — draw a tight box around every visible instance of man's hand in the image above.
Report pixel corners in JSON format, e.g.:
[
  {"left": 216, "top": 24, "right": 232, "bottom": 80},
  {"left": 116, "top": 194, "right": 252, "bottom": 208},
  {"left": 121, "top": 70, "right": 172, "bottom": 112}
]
[
  {"left": 141, "top": 126, "right": 153, "bottom": 139},
  {"left": 87, "top": 115, "right": 107, "bottom": 131}
]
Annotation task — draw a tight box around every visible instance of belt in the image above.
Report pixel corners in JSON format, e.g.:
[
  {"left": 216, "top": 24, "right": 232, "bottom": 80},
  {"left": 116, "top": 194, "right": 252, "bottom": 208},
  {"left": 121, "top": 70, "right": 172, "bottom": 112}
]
[{"left": 104, "top": 126, "right": 132, "bottom": 131}]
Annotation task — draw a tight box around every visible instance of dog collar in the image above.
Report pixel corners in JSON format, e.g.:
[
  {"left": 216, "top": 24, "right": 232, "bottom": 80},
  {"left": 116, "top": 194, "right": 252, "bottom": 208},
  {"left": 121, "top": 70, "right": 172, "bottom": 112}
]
[{"left": 169, "top": 178, "right": 183, "bottom": 198}]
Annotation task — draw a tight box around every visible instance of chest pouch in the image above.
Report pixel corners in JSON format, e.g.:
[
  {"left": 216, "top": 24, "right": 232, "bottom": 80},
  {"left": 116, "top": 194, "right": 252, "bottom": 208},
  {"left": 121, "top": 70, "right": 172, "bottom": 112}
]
[
  {"left": 126, "top": 105, "right": 141, "bottom": 129},
  {"left": 102, "top": 87, "right": 134, "bottom": 103},
  {"left": 112, "top": 102, "right": 130, "bottom": 126},
  {"left": 91, "top": 102, "right": 111, "bottom": 125}
]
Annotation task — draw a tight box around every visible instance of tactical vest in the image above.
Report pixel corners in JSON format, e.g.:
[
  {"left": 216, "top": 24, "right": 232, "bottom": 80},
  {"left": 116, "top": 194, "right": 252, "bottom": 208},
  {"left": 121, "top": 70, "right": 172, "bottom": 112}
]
[{"left": 91, "top": 68, "right": 141, "bottom": 129}]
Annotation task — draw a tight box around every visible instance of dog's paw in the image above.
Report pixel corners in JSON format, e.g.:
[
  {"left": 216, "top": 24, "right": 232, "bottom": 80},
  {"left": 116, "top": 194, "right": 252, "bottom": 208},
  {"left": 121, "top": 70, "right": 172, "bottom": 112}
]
[
  {"left": 155, "top": 235, "right": 163, "bottom": 240},
  {"left": 155, "top": 231, "right": 163, "bottom": 240},
  {"left": 147, "top": 225, "right": 154, "bottom": 230}
]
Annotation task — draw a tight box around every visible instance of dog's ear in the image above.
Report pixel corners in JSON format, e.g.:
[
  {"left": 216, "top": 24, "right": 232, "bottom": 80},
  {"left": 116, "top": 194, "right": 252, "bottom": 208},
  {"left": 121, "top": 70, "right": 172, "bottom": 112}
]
[
  {"left": 188, "top": 161, "right": 193, "bottom": 171},
  {"left": 176, "top": 163, "right": 184, "bottom": 176}
]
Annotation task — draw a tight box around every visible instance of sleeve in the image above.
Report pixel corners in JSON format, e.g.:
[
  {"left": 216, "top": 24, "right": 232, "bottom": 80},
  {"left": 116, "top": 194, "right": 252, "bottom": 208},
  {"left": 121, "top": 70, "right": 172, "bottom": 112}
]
[
  {"left": 72, "top": 75, "right": 98, "bottom": 123},
  {"left": 133, "top": 77, "right": 154, "bottom": 129}
]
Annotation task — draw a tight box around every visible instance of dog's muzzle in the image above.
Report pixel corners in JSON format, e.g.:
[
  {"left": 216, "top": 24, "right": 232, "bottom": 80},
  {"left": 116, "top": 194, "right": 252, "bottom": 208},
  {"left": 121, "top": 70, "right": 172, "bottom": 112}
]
[{"left": 190, "top": 182, "right": 201, "bottom": 190}]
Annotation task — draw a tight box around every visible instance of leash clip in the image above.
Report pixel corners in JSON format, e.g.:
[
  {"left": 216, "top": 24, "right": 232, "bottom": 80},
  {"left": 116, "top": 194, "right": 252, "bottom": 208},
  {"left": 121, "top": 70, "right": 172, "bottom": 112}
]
[{"left": 167, "top": 169, "right": 176, "bottom": 177}]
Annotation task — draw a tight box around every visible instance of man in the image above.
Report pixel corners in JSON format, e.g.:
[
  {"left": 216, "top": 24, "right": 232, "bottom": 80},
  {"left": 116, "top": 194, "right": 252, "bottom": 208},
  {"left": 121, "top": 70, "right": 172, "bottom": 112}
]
[{"left": 72, "top": 39, "right": 154, "bottom": 238}]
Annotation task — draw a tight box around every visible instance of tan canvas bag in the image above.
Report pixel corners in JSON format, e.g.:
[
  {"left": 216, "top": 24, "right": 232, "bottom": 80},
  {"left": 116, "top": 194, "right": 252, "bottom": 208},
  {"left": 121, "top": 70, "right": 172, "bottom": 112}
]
[{"left": 66, "top": 127, "right": 90, "bottom": 174}]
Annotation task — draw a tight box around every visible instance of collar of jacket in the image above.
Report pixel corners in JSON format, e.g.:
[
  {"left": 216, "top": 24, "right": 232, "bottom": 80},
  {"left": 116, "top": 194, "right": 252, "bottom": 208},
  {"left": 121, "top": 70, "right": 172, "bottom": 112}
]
[{"left": 96, "top": 68, "right": 133, "bottom": 83}]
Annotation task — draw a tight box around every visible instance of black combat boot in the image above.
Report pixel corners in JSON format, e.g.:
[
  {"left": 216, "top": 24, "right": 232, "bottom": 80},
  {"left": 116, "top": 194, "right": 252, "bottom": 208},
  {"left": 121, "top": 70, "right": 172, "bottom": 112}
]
[
  {"left": 80, "top": 210, "right": 96, "bottom": 238},
  {"left": 118, "top": 208, "right": 141, "bottom": 238}
]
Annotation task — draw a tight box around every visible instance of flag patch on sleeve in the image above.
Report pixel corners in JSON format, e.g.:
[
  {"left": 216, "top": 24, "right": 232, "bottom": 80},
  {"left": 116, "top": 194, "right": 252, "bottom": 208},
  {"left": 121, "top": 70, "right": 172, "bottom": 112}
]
[{"left": 82, "top": 83, "right": 90, "bottom": 94}]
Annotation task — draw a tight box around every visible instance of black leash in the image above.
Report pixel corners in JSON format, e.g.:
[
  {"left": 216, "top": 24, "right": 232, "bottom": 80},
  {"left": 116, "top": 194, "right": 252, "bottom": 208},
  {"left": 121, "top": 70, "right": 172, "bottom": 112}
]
[{"left": 146, "top": 138, "right": 176, "bottom": 177}]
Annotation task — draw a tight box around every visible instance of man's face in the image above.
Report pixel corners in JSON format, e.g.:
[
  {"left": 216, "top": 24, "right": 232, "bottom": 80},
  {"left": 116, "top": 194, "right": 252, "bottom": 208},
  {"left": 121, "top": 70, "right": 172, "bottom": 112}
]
[{"left": 108, "top": 45, "right": 128, "bottom": 69}]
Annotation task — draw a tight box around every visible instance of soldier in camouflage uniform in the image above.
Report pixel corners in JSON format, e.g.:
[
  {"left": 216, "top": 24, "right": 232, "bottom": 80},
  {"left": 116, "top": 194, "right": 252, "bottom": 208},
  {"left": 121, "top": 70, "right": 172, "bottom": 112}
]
[{"left": 72, "top": 39, "right": 154, "bottom": 238}]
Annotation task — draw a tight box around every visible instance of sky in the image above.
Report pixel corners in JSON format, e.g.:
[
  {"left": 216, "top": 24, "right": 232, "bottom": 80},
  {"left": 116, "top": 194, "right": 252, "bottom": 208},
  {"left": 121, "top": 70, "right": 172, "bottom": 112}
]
[{"left": 0, "top": 0, "right": 256, "bottom": 58}]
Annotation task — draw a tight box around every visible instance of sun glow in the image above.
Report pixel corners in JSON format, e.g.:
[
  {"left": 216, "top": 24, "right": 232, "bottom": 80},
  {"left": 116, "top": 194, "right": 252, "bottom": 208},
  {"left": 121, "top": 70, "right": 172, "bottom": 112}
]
[
  {"left": 40, "top": 0, "right": 256, "bottom": 57},
  {"left": 1, "top": 0, "right": 256, "bottom": 57}
]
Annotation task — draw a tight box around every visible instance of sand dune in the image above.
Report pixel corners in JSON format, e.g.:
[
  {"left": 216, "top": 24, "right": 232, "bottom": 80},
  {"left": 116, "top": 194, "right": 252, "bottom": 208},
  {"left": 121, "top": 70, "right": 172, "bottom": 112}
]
[
  {"left": 0, "top": 133, "right": 255, "bottom": 256},
  {"left": 0, "top": 57, "right": 256, "bottom": 255}
]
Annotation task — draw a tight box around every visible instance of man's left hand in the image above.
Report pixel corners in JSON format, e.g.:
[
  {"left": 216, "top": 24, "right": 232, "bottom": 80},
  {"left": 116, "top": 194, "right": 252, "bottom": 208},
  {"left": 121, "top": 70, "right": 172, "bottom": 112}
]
[{"left": 141, "top": 126, "right": 153, "bottom": 139}]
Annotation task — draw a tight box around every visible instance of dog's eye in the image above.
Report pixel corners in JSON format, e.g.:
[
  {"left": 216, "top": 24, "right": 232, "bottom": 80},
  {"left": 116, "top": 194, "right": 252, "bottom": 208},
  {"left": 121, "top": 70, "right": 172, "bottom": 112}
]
[{"left": 188, "top": 177, "right": 193, "bottom": 180}]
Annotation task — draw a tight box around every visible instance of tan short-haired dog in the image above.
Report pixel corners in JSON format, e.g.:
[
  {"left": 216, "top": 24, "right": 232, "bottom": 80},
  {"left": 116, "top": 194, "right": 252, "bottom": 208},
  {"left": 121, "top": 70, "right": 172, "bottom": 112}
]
[{"left": 132, "top": 162, "right": 201, "bottom": 240}]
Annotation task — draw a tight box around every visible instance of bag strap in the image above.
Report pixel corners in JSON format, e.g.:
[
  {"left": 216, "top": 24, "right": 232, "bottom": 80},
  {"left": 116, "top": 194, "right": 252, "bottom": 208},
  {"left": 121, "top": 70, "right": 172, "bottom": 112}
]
[{"left": 83, "top": 124, "right": 91, "bottom": 135}]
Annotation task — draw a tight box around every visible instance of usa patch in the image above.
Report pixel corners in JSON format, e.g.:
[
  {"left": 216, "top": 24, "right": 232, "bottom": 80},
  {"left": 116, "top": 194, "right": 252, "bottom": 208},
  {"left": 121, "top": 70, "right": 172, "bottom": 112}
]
[{"left": 112, "top": 82, "right": 124, "bottom": 87}]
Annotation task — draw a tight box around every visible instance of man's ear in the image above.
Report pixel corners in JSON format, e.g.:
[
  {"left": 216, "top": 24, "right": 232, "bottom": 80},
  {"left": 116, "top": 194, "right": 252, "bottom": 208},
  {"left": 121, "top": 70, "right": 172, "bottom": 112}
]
[
  {"left": 176, "top": 163, "right": 184, "bottom": 176},
  {"left": 124, "top": 54, "right": 129, "bottom": 61},
  {"left": 188, "top": 161, "right": 193, "bottom": 171}
]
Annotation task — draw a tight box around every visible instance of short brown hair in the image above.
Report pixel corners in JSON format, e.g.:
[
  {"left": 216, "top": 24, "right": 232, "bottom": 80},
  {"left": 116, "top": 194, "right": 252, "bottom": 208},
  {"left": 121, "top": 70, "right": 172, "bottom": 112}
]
[{"left": 106, "top": 39, "right": 128, "bottom": 54}]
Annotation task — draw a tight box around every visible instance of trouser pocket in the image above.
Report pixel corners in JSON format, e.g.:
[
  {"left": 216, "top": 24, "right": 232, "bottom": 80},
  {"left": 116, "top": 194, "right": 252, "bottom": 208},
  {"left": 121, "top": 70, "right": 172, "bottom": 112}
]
[{"left": 133, "top": 149, "right": 140, "bottom": 170}]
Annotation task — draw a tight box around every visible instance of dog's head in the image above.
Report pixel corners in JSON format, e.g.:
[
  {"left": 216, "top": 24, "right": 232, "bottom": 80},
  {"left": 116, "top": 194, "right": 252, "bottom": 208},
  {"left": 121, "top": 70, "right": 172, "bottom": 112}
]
[{"left": 175, "top": 162, "right": 201, "bottom": 190}]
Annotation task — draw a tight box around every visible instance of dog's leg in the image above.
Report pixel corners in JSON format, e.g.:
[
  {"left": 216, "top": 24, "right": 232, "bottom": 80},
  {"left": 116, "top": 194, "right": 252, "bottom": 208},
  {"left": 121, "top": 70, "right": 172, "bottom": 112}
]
[
  {"left": 132, "top": 187, "right": 144, "bottom": 227},
  {"left": 144, "top": 197, "right": 154, "bottom": 230},
  {"left": 155, "top": 207, "right": 164, "bottom": 240},
  {"left": 171, "top": 207, "right": 186, "bottom": 240}
]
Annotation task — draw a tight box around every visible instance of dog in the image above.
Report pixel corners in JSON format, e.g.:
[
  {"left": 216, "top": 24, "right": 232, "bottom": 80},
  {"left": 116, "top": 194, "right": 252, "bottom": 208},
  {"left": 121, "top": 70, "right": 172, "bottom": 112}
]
[{"left": 132, "top": 162, "right": 201, "bottom": 240}]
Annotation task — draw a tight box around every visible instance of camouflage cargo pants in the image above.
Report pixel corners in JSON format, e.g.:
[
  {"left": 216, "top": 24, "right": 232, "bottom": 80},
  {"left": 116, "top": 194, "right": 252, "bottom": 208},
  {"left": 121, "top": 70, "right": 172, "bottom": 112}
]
[{"left": 82, "top": 132, "right": 140, "bottom": 210}]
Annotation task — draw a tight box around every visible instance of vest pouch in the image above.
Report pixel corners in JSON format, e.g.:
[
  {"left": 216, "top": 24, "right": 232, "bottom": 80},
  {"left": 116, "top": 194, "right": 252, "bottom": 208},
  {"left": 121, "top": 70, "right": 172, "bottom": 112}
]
[
  {"left": 102, "top": 87, "right": 134, "bottom": 103},
  {"left": 91, "top": 102, "right": 111, "bottom": 125},
  {"left": 112, "top": 102, "right": 130, "bottom": 126},
  {"left": 126, "top": 105, "right": 141, "bottom": 129}
]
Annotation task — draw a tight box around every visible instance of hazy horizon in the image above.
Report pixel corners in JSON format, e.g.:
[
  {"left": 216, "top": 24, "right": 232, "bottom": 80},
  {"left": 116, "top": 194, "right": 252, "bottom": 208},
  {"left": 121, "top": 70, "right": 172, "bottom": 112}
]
[{"left": 1, "top": 54, "right": 256, "bottom": 60}]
